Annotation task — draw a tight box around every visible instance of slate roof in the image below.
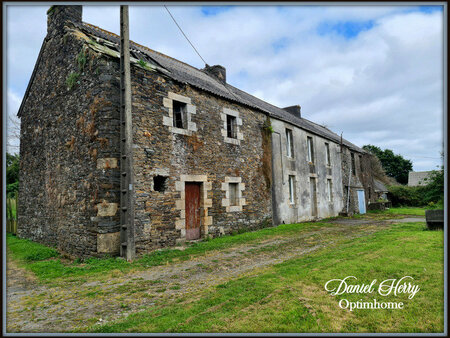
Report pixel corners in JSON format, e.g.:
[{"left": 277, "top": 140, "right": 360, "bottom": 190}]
[
  {"left": 22, "top": 20, "right": 365, "bottom": 153},
  {"left": 373, "top": 178, "right": 388, "bottom": 192}
]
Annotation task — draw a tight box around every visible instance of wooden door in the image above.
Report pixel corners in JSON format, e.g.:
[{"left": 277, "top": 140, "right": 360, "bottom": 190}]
[
  {"left": 185, "top": 182, "right": 201, "bottom": 240},
  {"left": 310, "top": 178, "right": 317, "bottom": 217}
]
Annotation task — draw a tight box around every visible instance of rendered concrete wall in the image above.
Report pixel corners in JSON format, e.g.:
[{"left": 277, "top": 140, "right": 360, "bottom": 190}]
[{"left": 270, "top": 118, "right": 344, "bottom": 224}]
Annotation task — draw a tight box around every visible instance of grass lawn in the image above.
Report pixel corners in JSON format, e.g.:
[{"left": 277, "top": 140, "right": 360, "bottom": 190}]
[
  {"left": 88, "top": 222, "right": 443, "bottom": 333},
  {"left": 7, "top": 209, "right": 443, "bottom": 333},
  {"left": 374, "top": 207, "right": 427, "bottom": 216}
]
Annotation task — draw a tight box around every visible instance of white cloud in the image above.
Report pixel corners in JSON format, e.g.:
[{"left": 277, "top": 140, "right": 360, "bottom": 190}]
[{"left": 5, "top": 4, "right": 444, "bottom": 170}]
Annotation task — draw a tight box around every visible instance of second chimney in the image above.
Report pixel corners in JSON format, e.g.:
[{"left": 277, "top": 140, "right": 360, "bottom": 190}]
[
  {"left": 203, "top": 64, "right": 226, "bottom": 83},
  {"left": 283, "top": 105, "right": 301, "bottom": 118}
]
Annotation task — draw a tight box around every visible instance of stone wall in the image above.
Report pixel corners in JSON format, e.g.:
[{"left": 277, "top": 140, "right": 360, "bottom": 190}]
[
  {"left": 18, "top": 8, "right": 122, "bottom": 257},
  {"left": 130, "top": 67, "right": 273, "bottom": 254},
  {"left": 340, "top": 147, "right": 376, "bottom": 214}
]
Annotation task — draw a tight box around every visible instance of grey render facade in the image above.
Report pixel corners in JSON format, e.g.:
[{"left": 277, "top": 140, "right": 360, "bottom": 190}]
[{"left": 17, "top": 6, "right": 375, "bottom": 258}]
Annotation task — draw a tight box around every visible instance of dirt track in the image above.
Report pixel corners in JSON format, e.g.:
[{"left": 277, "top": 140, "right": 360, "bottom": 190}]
[{"left": 6, "top": 216, "right": 422, "bottom": 332}]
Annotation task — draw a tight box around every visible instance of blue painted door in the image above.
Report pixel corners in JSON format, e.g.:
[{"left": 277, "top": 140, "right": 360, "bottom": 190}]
[{"left": 357, "top": 190, "right": 366, "bottom": 214}]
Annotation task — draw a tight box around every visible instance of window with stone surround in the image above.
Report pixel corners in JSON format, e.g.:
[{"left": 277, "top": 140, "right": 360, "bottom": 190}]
[
  {"left": 173, "top": 101, "right": 187, "bottom": 129},
  {"left": 307, "top": 136, "right": 314, "bottom": 163},
  {"left": 221, "top": 108, "right": 243, "bottom": 145},
  {"left": 327, "top": 179, "right": 333, "bottom": 202},
  {"left": 227, "top": 115, "right": 237, "bottom": 139},
  {"left": 229, "top": 183, "right": 238, "bottom": 206},
  {"left": 286, "top": 129, "right": 294, "bottom": 158},
  {"left": 288, "top": 175, "right": 296, "bottom": 204},
  {"left": 221, "top": 177, "right": 246, "bottom": 212},
  {"left": 325, "top": 142, "right": 331, "bottom": 166},
  {"left": 162, "top": 92, "right": 197, "bottom": 136}
]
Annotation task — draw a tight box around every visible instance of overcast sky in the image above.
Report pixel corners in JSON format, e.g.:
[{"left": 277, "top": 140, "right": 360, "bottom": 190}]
[{"left": 5, "top": 3, "right": 445, "bottom": 171}]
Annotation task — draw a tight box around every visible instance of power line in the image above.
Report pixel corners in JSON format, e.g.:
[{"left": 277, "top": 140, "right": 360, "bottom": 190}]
[
  {"left": 164, "top": 5, "right": 208, "bottom": 66},
  {"left": 163, "top": 6, "right": 248, "bottom": 108}
]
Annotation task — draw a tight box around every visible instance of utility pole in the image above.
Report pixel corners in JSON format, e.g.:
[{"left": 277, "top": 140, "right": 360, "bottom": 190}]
[{"left": 119, "top": 5, "right": 135, "bottom": 261}]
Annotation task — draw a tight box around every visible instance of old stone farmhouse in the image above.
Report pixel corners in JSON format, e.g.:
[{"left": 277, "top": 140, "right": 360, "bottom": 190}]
[{"left": 17, "top": 6, "right": 379, "bottom": 258}]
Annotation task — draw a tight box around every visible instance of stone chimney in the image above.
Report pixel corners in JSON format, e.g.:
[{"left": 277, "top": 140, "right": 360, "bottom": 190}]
[
  {"left": 283, "top": 105, "right": 301, "bottom": 118},
  {"left": 203, "top": 64, "right": 226, "bottom": 83},
  {"left": 47, "top": 5, "right": 82, "bottom": 35}
]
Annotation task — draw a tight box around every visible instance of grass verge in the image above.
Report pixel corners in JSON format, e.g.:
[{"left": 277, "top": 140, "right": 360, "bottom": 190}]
[
  {"left": 369, "top": 207, "right": 427, "bottom": 216},
  {"left": 7, "top": 222, "right": 327, "bottom": 282}
]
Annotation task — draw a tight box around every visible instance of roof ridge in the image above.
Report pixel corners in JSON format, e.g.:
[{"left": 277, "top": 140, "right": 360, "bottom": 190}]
[
  {"left": 82, "top": 22, "right": 204, "bottom": 72},
  {"left": 79, "top": 22, "right": 363, "bottom": 152}
]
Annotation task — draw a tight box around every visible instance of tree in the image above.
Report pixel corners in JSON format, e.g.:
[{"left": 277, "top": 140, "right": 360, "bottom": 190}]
[
  {"left": 422, "top": 167, "right": 444, "bottom": 205},
  {"left": 6, "top": 152, "right": 20, "bottom": 197},
  {"left": 362, "top": 144, "right": 413, "bottom": 185}
]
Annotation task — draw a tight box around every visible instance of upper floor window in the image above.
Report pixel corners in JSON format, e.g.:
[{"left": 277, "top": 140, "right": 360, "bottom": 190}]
[
  {"left": 359, "top": 155, "right": 363, "bottom": 173},
  {"left": 221, "top": 108, "right": 243, "bottom": 145},
  {"left": 325, "top": 142, "right": 331, "bottom": 166},
  {"left": 173, "top": 101, "right": 187, "bottom": 129},
  {"left": 351, "top": 152, "right": 356, "bottom": 175},
  {"left": 162, "top": 91, "right": 197, "bottom": 136},
  {"left": 227, "top": 115, "right": 237, "bottom": 139},
  {"left": 307, "top": 136, "right": 314, "bottom": 163},
  {"left": 286, "top": 129, "right": 294, "bottom": 158}
]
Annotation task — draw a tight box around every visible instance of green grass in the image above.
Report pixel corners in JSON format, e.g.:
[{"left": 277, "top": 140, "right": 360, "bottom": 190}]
[
  {"left": 91, "top": 223, "right": 443, "bottom": 332},
  {"left": 7, "top": 209, "right": 443, "bottom": 333},
  {"left": 7, "top": 222, "right": 325, "bottom": 282},
  {"left": 90, "top": 222, "right": 443, "bottom": 333},
  {"left": 369, "top": 207, "right": 427, "bottom": 216}
]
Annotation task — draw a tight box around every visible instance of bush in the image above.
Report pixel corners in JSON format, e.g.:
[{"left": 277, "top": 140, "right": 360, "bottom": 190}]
[
  {"left": 388, "top": 185, "right": 424, "bottom": 207},
  {"left": 388, "top": 168, "right": 444, "bottom": 208}
]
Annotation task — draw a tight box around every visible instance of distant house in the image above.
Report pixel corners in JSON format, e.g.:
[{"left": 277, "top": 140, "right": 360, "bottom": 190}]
[
  {"left": 17, "top": 5, "right": 378, "bottom": 258},
  {"left": 408, "top": 171, "right": 435, "bottom": 186}
]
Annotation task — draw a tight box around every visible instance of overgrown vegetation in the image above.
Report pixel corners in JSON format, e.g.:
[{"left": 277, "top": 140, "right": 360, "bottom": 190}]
[
  {"left": 77, "top": 49, "right": 87, "bottom": 72},
  {"left": 6, "top": 152, "right": 19, "bottom": 197},
  {"left": 46, "top": 5, "right": 56, "bottom": 15},
  {"left": 137, "top": 59, "right": 147, "bottom": 67},
  {"left": 261, "top": 118, "right": 273, "bottom": 190},
  {"left": 388, "top": 168, "right": 444, "bottom": 208},
  {"left": 363, "top": 144, "right": 413, "bottom": 184},
  {"left": 66, "top": 72, "right": 80, "bottom": 90}
]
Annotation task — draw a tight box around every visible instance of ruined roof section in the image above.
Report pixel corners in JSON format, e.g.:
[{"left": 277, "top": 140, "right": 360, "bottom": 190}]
[
  {"left": 373, "top": 178, "right": 388, "bottom": 192},
  {"left": 77, "top": 21, "right": 364, "bottom": 152}
]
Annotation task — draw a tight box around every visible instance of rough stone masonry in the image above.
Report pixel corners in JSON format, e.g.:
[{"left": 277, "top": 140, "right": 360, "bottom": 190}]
[{"left": 17, "top": 5, "right": 377, "bottom": 258}]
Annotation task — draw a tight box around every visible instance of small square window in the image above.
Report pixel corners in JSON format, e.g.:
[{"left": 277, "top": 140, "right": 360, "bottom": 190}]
[
  {"left": 173, "top": 100, "right": 187, "bottom": 129},
  {"left": 227, "top": 115, "right": 237, "bottom": 139},
  {"left": 229, "top": 183, "right": 239, "bottom": 206},
  {"left": 154, "top": 176, "right": 168, "bottom": 192}
]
